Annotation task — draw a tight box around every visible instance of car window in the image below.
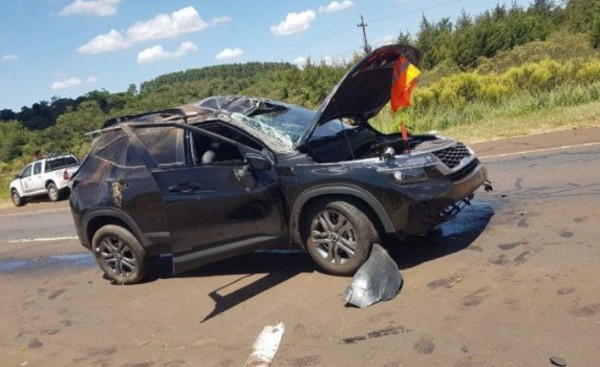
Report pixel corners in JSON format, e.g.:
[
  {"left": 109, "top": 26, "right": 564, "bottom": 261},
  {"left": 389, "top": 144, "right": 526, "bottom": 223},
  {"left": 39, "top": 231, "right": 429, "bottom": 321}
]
[
  {"left": 95, "top": 134, "right": 143, "bottom": 167},
  {"left": 190, "top": 130, "right": 243, "bottom": 166},
  {"left": 33, "top": 162, "right": 42, "bottom": 175},
  {"left": 136, "top": 126, "right": 185, "bottom": 168},
  {"left": 21, "top": 165, "right": 32, "bottom": 178},
  {"left": 47, "top": 156, "right": 78, "bottom": 171}
]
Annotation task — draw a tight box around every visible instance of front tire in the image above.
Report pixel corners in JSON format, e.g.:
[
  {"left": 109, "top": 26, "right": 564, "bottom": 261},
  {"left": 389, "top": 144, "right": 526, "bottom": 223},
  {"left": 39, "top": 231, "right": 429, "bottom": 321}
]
[
  {"left": 47, "top": 183, "right": 59, "bottom": 202},
  {"left": 91, "top": 224, "right": 149, "bottom": 285},
  {"left": 11, "top": 190, "right": 23, "bottom": 207},
  {"left": 304, "top": 200, "right": 379, "bottom": 276}
]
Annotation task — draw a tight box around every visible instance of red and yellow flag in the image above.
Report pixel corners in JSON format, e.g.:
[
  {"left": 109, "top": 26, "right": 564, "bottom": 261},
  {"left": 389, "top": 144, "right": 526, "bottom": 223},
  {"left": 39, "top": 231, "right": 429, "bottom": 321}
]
[{"left": 391, "top": 57, "right": 420, "bottom": 112}]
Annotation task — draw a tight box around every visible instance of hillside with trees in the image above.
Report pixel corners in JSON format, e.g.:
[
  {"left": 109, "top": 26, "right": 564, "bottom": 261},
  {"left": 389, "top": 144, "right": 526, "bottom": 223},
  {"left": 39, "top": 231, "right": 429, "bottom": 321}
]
[{"left": 1, "top": 0, "right": 599, "bottom": 197}]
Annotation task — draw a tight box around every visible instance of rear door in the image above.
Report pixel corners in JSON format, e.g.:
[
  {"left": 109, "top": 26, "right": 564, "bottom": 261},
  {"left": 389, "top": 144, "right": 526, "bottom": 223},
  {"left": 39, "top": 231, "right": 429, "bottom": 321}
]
[{"left": 132, "top": 123, "right": 287, "bottom": 274}]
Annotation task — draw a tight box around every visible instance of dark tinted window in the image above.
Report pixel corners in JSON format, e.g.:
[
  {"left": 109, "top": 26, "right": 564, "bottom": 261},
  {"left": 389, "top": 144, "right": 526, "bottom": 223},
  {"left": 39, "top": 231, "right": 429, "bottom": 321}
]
[
  {"left": 33, "top": 162, "right": 42, "bottom": 175},
  {"left": 136, "top": 127, "right": 185, "bottom": 167},
  {"left": 95, "top": 135, "right": 143, "bottom": 167},
  {"left": 47, "top": 156, "right": 78, "bottom": 171}
]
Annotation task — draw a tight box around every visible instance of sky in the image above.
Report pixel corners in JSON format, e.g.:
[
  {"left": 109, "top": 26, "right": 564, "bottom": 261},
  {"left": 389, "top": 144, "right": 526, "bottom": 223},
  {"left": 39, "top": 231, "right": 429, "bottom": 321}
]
[{"left": 0, "top": 0, "right": 532, "bottom": 112}]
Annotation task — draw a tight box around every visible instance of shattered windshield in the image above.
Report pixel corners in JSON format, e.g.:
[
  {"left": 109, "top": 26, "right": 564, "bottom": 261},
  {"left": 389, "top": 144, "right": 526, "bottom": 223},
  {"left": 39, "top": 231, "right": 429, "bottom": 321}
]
[{"left": 232, "top": 106, "right": 315, "bottom": 149}]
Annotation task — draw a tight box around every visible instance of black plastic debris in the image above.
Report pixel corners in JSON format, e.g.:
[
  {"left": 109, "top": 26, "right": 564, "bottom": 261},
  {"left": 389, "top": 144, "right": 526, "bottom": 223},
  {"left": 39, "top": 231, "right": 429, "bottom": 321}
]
[
  {"left": 343, "top": 244, "right": 403, "bottom": 308},
  {"left": 550, "top": 356, "right": 567, "bottom": 367}
]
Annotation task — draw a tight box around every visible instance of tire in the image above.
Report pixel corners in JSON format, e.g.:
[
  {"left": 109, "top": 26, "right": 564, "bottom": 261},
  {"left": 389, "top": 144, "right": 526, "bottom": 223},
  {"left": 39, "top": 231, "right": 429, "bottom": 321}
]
[
  {"left": 91, "top": 224, "right": 149, "bottom": 285},
  {"left": 11, "top": 189, "right": 23, "bottom": 207},
  {"left": 47, "top": 183, "right": 59, "bottom": 202},
  {"left": 304, "top": 200, "right": 379, "bottom": 276}
]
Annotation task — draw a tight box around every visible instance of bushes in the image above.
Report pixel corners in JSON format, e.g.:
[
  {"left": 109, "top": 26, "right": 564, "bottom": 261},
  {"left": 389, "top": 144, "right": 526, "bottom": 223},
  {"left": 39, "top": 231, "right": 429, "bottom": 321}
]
[{"left": 411, "top": 58, "right": 600, "bottom": 111}]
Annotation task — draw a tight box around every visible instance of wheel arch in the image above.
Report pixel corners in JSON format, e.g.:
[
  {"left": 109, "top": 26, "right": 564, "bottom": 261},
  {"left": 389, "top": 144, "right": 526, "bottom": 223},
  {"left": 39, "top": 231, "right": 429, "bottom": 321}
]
[
  {"left": 82, "top": 208, "right": 148, "bottom": 252},
  {"left": 45, "top": 179, "right": 56, "bottom": 189},
  {"left": 290, "top": 185, "right": 395, "bottom": 247}
]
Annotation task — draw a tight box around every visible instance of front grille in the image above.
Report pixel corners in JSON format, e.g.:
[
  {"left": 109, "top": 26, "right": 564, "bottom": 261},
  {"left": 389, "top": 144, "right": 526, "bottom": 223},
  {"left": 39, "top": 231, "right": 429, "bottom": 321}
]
[
  {"left": 433, "top": 143, "right": 471, "bottom": 169},
  {"left": 447, "top": 158, "right": 479, "bottom": 182}
]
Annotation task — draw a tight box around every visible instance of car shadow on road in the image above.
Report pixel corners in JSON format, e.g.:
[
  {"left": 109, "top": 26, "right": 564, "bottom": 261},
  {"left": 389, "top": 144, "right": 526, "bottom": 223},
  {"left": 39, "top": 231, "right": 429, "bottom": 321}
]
[
  {"left": 387, "top": 201, "right": 495, "bottom": 269},
  {"left": 152, "top": 251, "right": 315, "bottom": 322}
]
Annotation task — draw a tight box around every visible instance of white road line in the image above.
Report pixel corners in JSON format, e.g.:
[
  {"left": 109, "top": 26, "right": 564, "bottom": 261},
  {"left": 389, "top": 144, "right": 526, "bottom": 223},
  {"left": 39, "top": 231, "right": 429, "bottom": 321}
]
[
  {"left": 8, "top": 236, "right": 78, "bottom": 243},
  {"left": 0, "top": 208, "right": 69, "bottom": 218},
  {"left": 479, "top": 141, "right": 600, "bottom": 160}
]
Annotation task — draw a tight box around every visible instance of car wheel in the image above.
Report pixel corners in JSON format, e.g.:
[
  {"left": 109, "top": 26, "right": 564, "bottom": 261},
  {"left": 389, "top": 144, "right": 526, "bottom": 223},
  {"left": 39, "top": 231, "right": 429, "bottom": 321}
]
[
  {"left": 47, "top": 183, "right": 59, "bottom": 202},
  {"left": 91, "top": 224, "right": 149, "bottom": 285},
  {"left": 305, "top": 200, "right": 379, "bottom": 276},
  {"left": 11, "top": 190, "right": 23, "bottom": 207}
]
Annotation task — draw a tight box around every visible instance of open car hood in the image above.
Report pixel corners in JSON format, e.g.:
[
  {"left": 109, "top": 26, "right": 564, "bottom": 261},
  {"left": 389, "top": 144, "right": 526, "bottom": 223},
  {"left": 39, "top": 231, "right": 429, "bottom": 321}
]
[{"left": 295, "top": 44, "right": 420, "bottom": 148}]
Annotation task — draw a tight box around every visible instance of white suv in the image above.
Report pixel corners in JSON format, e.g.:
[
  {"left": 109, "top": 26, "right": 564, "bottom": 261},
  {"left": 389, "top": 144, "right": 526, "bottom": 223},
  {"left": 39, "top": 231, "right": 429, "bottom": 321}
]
[{"left": 9, "top": 154, "right": 80, "bottom": 206}]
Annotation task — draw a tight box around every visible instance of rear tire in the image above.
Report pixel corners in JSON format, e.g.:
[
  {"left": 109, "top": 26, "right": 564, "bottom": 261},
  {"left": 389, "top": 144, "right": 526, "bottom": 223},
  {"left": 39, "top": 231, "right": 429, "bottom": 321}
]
[
  {"left": 304, "top": 200, "right": 379, "bottom": 276},
  {"left": 11, "top": 190, "right": 23, "bottom": 207},
  {"left": 47, "top": 183, "right": 59, "bottom": 202},
  {"left": 91, "top": 224, "right": 149, "bottom": 285}
]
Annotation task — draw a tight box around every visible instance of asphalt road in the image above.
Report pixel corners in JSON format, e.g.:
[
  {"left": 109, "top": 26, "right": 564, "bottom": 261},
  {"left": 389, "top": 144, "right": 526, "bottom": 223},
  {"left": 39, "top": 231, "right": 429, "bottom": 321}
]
[{"left": 1, "top": 128, "right": 599, "bottom": 367}]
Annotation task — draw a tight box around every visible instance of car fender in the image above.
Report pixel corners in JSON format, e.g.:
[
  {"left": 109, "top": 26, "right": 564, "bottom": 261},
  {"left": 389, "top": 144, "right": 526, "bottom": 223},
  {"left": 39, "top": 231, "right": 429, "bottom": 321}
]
[
  {"left": 81, "top": 207, "right": 150, "bottom": 249},
  {"left": 9, "top": 180, "right": 24, "bottom": 197},
  {"left": 289, "top": 184, "right": 396, "bottom": 246}
]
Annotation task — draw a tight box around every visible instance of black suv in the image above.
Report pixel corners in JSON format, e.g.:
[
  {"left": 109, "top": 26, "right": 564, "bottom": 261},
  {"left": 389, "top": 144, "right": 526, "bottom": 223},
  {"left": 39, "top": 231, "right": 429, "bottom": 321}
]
[{"left": 69, "top": 45, "right": 489, "bottom": 284}]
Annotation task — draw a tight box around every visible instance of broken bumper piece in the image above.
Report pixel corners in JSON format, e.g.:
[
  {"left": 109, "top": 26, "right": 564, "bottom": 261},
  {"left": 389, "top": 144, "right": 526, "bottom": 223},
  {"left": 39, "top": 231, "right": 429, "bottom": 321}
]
[{"left": 343, "top": 244, "right": 403, "bottom": 308}]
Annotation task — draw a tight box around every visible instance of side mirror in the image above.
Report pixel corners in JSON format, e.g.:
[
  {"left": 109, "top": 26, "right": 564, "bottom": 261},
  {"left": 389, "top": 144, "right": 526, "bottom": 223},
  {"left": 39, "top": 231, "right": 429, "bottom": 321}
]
[
  {"left": 14, "top": 174, "right": 20, "bottom": 179},
  {"left": 245, "top": 153, "right": 273, "bottom": 171}
]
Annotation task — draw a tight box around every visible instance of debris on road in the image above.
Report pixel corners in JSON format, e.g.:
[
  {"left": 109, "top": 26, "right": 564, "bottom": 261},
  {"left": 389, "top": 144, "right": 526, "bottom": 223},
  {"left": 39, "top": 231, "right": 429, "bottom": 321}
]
[
  {"left": 243, "top": 322, "right": 285, "bottom": 367},
  {"left": 343, "top": 244, "right": 403, "bottom": 308},
  {"left": 550, "top": 356, "right": 567, "bottom": 366}
]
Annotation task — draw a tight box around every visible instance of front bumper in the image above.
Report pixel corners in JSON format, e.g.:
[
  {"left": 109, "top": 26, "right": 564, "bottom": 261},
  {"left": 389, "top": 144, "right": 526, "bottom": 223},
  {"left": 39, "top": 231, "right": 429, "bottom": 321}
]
[{"left": 401, "top": 162, "right": 488, "bottom": 236}]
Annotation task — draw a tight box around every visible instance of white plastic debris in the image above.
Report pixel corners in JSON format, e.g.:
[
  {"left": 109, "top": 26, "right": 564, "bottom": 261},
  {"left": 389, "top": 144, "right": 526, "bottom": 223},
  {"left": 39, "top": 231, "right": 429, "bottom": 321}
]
[
  {"left": 343, "top": 244, "right": 403, "bottom": 308},
  {"left": 243, "top": 322, "right": 285, "bottom": 367}
]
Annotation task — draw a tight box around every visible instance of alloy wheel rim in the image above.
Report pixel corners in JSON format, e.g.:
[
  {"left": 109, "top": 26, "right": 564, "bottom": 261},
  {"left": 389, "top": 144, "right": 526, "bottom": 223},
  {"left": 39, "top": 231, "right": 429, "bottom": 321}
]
[
  {"left": 12, "top": 192, "right": 19, "bottom": 205},
  {"left": 310, "top": 209, "right": 357, "bottom": 265},
  {"left": 96, "top": 236, "right": 137, "bottom": 277},
  {"left": 49, "top": 187, "right": 58, "bottom": 200}
]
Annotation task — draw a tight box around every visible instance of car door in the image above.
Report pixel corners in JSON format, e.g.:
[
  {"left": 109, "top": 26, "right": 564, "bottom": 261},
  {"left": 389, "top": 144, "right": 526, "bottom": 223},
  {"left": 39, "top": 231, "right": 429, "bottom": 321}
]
[
  {"left": 29, "top": 162, "right": 45, "bottom": 193},
  {"left": 132, "top": 123, "right": 288, "bottom": 274},
  {"left": 20, "top": 164, "right": 33, "bottom": 193}
]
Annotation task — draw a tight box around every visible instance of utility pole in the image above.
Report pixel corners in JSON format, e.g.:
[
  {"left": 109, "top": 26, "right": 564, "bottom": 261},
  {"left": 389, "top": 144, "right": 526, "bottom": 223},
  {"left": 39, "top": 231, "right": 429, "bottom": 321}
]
[{"left": 357, "top": 14, "right": 371, "bottom": 55}]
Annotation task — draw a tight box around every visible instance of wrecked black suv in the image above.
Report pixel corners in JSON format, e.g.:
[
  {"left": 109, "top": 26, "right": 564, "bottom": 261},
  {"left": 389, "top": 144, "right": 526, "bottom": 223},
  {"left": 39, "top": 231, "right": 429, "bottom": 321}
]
[{"left": 69, "top": 45, "right": 489, "bottom": 284}]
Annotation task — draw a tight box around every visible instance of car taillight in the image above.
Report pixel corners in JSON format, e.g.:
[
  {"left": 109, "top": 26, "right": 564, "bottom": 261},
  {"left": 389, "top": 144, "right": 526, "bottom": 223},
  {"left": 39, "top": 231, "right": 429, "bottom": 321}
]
[{"left": 63, "top": 170, "right": 69, "bottom": 180}]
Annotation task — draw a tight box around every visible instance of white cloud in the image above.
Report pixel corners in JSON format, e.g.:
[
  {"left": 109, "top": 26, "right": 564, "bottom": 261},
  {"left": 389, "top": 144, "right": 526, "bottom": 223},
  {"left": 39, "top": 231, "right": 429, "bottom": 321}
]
[
  {"left": 322, "top": 56, "right": 334, "bottom": 66},
  {"left": 215, "top": 47, "right": 243, "bottom": 61},
  {"left": 126, "top": 6, "right": 208, "bottom": 44},
  {"left": 372, "top": 35, "right": 396, "bottom": 47},
  {"left": 319, "top": 1, "right": 355, "bottom": 13},
  {"left": 2, "top": 54, "right": 18, "bottom": 61},
  {"left": 50, "top": 77, "right": 82, "bottom": 90},
  {"left": 270, "top": 10, "right": 316, "bottom": 36},
  {"left": 137, "top": 41, "right": 198, "bottom": 64},
  {"left": 210, "top": 16, "right": 232, "bottom": 25},
  {"left": 293, "top": 56, "right": 308, "bottom": 66},
  {"left": 78, "top": 29, "right": 130, "bottom": 54},
  {"left": 78, "top": 6, "right": 209, "bottom": 54},
  {"left": 50, "top": 75, "right": 98, "bottom": 90},
  {"left": 59, "top": 0, "right": 123, "bottom": 17}
]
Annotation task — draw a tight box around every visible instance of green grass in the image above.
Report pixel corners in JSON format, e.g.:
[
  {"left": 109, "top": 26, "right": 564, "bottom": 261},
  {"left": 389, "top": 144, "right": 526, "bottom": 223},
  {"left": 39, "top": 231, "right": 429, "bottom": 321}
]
[{"left": 0, "top": 174, "right": 14, "bottom": 208}]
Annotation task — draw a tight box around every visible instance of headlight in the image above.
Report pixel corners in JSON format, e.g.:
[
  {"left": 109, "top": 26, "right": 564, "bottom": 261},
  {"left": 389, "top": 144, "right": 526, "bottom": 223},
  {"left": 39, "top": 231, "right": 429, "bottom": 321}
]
[
  {"left": 376, "top": 153, "right": 436, "bottom": 185},
  {"left": 391, "top": 167, "right": 428, "bottom": 184}
]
